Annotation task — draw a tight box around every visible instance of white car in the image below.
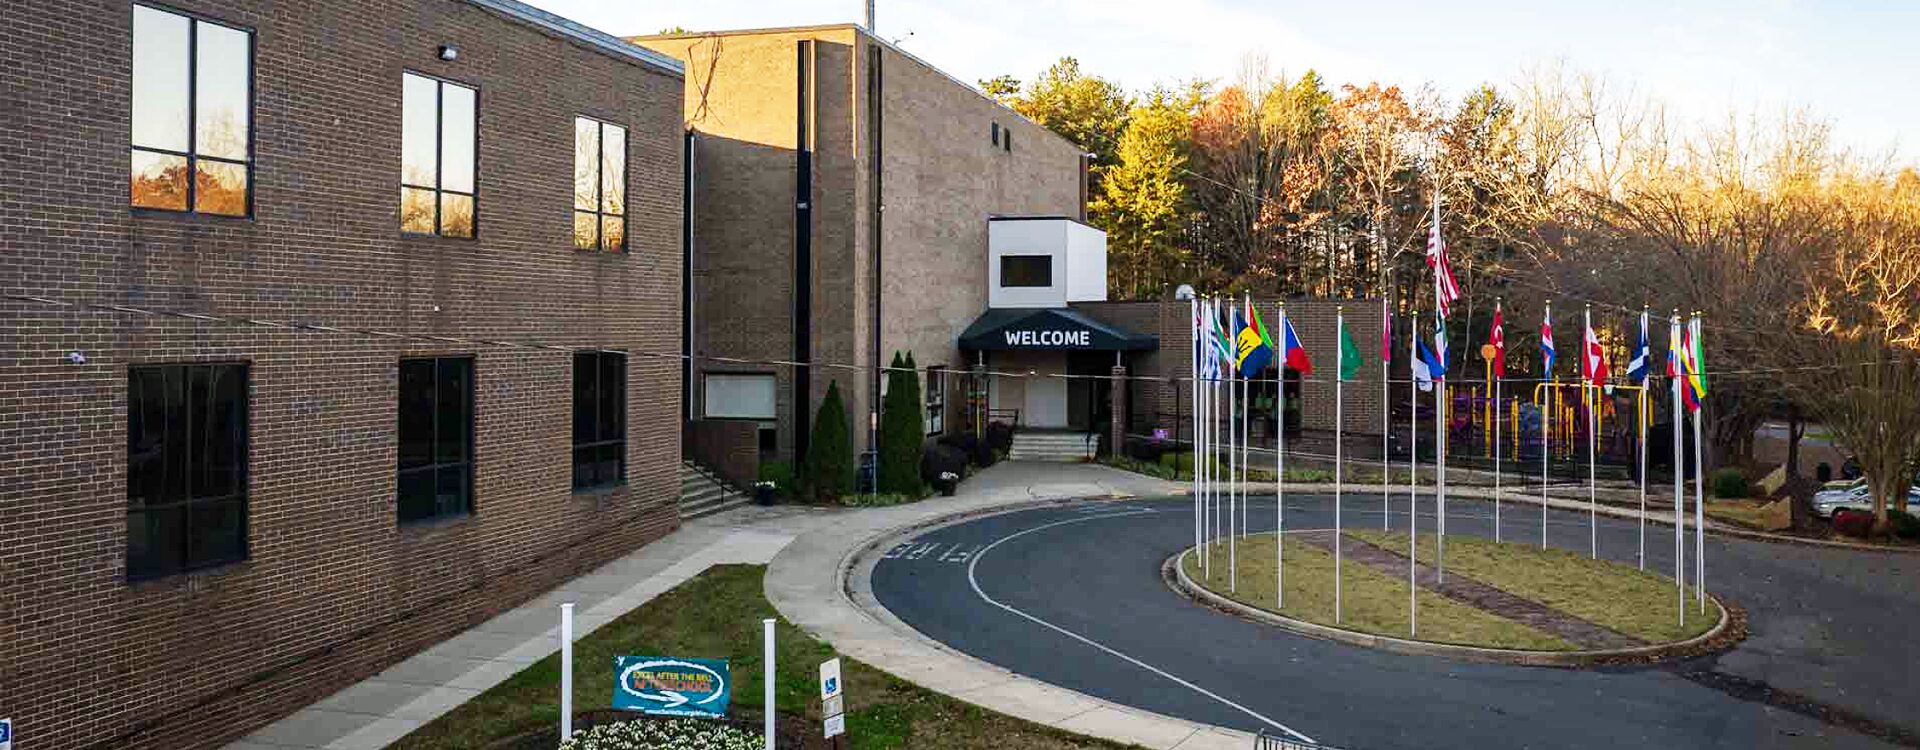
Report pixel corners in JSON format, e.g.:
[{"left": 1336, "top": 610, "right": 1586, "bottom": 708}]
[{"left": 1812, "top": 482, "right": 1920, "bottom": 518}]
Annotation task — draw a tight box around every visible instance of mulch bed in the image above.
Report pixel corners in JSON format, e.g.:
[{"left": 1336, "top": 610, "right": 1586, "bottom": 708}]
[{"left": 487, "top": 709, "right": 831, "bottom": 750}]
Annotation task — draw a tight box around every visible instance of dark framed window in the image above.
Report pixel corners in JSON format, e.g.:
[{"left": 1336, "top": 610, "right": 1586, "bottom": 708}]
[
  {"left": 127, "top": 363, "right": 249, "bottom": 580},
  {"left": 130, "top": 4, "right": 252, "bottom": 216},
  {"left": 1000, "top": 254, "right": 1052, "bottom": 287},
  {"left": 991, "top": 122, "right": 1000, "bottom": 146},
  {"left": 572, "top": 351, "right": 627, "bottom": 490},
  {"left": 401, "top": 72, "right": 477, "bottom": 238},
  {"left": 573, "top": 117, "right": 628, "bottom": 251},
  {"left": 1004, "top": 129, "right": 1012, "bottom": 152},
  {"left": 397, "top": 357, "right": 474, "bottom": 523},
  {"left": 925, "top": 365, "right": 945, "bottom": 436}
]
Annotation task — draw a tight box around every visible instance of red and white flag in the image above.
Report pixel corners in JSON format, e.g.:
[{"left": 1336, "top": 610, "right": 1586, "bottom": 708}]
[
  {"left": 1427, "top": 200, "right": 1462, "bottom": 317},
  {"left": 1490, "top": 302, "right": 1506, "bottom": 378},
  {"left": 1583, "top": 310, "right": 1610, "bottom": 387}
]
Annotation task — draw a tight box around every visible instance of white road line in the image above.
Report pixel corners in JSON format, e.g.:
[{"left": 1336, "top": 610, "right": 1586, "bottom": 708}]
[{"left": 964, "top": 509, "right": 1319, "bottom": 745}]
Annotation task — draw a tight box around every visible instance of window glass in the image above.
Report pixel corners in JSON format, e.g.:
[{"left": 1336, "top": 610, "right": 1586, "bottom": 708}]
[
  {"left": 401, "top": 187, "right": 435, "bottom": 234},
  {"left": 574, "top": 118, "right": 599, "bottom": 211},
  {"left": 131, "top": 6, "right": 190, "bottom": 152},
  {"left": 194, "top": 22, "right": 250, "bottom": 160},
  {"left": 132, "top": 150, "right": 190, "bottom": 211},
  {"left": 704, "top": 374, "right": 777, "bottom": 419},
  {"left": 601, "top": 125, "right": 626, "bottom": 215},
  {"left": 396, "top": 357, "right": 474, "bottom": 523},
  {"left": 439, "top": 83, "right": 476, "bottom": 194},
  {"left": 1001, "top": 255, "right": 1053, "bottom": 287},
  {"left": 572, "top": 351, "right": 627, "bottom": 489},
  {"left": 400, "top": 74, "right": 439, "bottom": 187},
  {"left": 126, "top": 363, "right": 248, "bottom": 579},
  {"left": 574, "top": 118, "right": 627, "bottom": 252},
  {"left": 195, "top": 160, "right": 248, "bottom": 215},
  {"left": 573, "top": 212, "right": 598, "bottom": 251},
  {"left": 440, "top": 193, "right": 474, "bottom": 238}
]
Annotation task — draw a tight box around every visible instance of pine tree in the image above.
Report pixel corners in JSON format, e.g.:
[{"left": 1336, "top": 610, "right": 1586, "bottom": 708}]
[
  {"left": 804, "top": 381, "right": 854, "bottom": 502},
  {"left": 878, "top": 352, "right": 925, "bottom": 494}
]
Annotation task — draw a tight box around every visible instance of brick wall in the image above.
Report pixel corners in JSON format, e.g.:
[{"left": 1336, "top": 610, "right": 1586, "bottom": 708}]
[{"left": 0, "top": 2, "right": 684, "bottom": 749}]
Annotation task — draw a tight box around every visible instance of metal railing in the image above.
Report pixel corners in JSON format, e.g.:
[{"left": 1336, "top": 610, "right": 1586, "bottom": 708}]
[{"left": 1255, "top": 730, "right": 1342, "bottom": 750}]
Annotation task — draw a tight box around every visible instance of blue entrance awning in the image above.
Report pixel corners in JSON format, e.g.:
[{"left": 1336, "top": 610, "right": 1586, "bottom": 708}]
[{"left": 959, "top": 307, "right": 1158, "bottom": 351}]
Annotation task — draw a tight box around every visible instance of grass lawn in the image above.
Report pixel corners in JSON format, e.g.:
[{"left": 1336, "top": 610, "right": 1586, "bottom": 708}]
[
  {"left": 1348, "top": 530, "right": 1721, "bottom": 644},
  {"left": 1702, "top": 499, "right": 1781, "bottom": 530},
  {"left": 1181, "top": 533, "right": 1575, "bottom": 651},
  {"left": 392, "top": 564, "right": 1138, "bottom": 749}
]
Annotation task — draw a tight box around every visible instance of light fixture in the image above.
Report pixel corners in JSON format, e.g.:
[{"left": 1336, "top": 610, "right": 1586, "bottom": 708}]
[{"left": 438, "top": 44, "right": 459, "bottom": 61}]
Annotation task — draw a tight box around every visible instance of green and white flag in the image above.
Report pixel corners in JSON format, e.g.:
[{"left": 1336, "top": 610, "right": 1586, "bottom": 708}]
[{"left": 1338, "top": 318, "right": 1365, "bottom": 381}]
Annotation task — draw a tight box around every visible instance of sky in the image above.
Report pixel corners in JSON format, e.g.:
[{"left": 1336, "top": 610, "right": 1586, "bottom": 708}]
[{"left": 527, "top": 0, "right": 1917, "bottom": 162}]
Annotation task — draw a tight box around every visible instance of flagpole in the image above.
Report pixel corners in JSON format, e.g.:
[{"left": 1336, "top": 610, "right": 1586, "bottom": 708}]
[
  {"left": 1434, "top": 282, "right": 1446, "bottom": 584},
  {"left": 1494, "top": 298, "right": 1503, "bottom": 543},
  {"left": 1586, "top": 304, "right": 1598, "bottom": 560},
  {"left": 1192, "top": 296, "right": 1202, "bottom": 568},
  {"left": 1276, "top": 303, "right": 1287, "bottom": 609},
  {"left": 1383, "top": 291, "right": 1392, "bottom": 530},
  {"left": 1408, "top": 313, "right": 1419, "bottom": 637},
  {"left": 1335, "top": 305, "right": 1346, "bottom": 625},
  {"left": 1692, "top": 313, "right": 1706, "bottom": 613},
  {"left": 1542, "top": 301, "right": 1553, "bottom": 550},
  {"left": 1639, "top": 306, "right": 1650, "bottom": 570},
  {"left": 1229, "top": 317, "right": 1238, "bottom": 593},
  {"left": 1671, "top": 310, "right": 1686, "bottom": 627},
  {"left": 1207, "top": 299, "right": 1218, "bottom": 577}
]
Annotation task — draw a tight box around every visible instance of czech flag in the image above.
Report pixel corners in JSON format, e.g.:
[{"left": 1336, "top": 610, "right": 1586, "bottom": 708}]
[{"left": 1281, "top": 318, "right": 1313, "bottom": 375}]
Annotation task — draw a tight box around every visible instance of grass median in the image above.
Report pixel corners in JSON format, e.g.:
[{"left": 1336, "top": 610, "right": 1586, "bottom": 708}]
[
  {"left": 391, "top": 564, "right": 1137, "bottom": 749},
  {"left": 1181, "top": 533, "right": 1576, "bottom": 651}
]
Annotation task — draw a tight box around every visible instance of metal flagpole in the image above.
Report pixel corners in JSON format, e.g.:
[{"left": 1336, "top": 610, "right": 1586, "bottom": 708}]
[
  {"left": 1206, "top": 299, "right": 1217, "bottom": 576},
  {"left": 1276, "top": 303, "right": 1287, "bottom": 608},
  {"left": 1586, "top": 305, "right": 1598, "bottom": 559},
  {"left": 1639, "top": 306, "right": 1650, "bottom": 570},
  {"left": 1542, "top": 301, "right": 1553, "bottom": 550},
  {"left": 1383, "top": 292, "right": 1392, "bottom": 530},
  {"left": 1434, "top": 284, "right": 1446, "bottom": 583},
  {"left": 1192, "top": 297, "right": 1202, "bottom": 566},
  {"left": 1671, "top": 311, "right": 1686, "bottom": 626},
  {"left": 1335, "top": 305, "right": 1346, "bottom": 624},
  {"left": 1692, "top": 313, "right": 1707, "bottom": 613},
  {"left": 1408, "top": 313, "right": 1419, "bottom": 636},
  {"left": 1494, "top": 298, "right": 1503, "bottom": 543},
  {"left": 1229, "top": 318, "right": 1238, "bottom": 593}
]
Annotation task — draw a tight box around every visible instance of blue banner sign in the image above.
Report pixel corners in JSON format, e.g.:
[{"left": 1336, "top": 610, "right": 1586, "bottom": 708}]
[{"left": 613, "top": 656, "right": 731, "bottom": 718}]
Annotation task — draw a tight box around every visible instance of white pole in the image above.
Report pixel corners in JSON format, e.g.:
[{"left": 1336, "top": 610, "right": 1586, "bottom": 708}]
[
  {"left": 1335, "top": 305, "right": 1345, "bottom": 624},
  {"left": 560, "top": 603, "right": 574, "bottom": 742},
  {"left": 1383, "top": 294, "right": 1392, "bottom": 530},
  {"left": 1229, "top": 337, "right": 1238, "bottom": 592},
  {"left": 1586, "top": 305, "right": 1598, "bottom": 560},
  {"left": 1672, "top": 311, "right": 1686, "bottom": 627},
  {"left": 1639, "top": 307, "right": 1650, "bottom": 570},
  {"left": 763, "top": 618, "right": 776, "bottom": 750},
  {"left": 1192, "top": 298, "right": 1201, "bottom": 564},
  {"left": 1277, "top": 303, "right": 1288, "bottom": 608},
  {"left": 1692, "top": 313, "right": 1707, "bottom": 613},
  {"left": 1494, "top": 299, "right": 1503, "bottom": 543},
  {"left": 1408, "top": 313, "right": 1419, "bottom": 636},
  {"left": 1434, "top": 286, "right": 1446, "bottom": 583},
  {"left": 1241, "top": 350, "right": 1251, "bottom": 562},
  {"left": 1543, "top": 301, "right": 1553, "bottom": 549}
]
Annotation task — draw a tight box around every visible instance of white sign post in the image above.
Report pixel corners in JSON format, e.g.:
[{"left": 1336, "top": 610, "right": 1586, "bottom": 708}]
[
  {"left": 819, "top": 657, "right": 845, "bottom": 743},
  {"left": 560, "top": 604, "right": 574, "bottom": 742},
  {"left": 763, "top": 619, "right": 777, "bottom": 750}
]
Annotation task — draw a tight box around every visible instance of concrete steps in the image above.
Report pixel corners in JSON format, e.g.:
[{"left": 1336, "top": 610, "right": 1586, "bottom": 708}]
[
  {"left": 1008, "top": 431, "right": 1096, "bottom": 462},
  {"left": 679, "top": 461, "right": 750, "bottom": 519}
]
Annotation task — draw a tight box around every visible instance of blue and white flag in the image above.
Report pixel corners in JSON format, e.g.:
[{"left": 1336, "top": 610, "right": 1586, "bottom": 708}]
[
  {"left": 1626, "top": 309, "right": 1651, "bottom": 383},
  {"left": 1413, "top": 339, "right": 1446, "bottom": 392}
]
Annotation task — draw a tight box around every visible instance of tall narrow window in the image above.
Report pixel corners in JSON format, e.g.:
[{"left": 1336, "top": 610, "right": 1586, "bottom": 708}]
[
  {"left": 401, "top": 73, "right": 477, "bottom": 238},
  {"left": 130, "top": 5, "right": 251, "bottom": 215},
  {"left": 925, "top": 366, "right": 945, "bottom": 436},
  {"left": 572, "top": 351, "right": 627, "bottom": 490},
  {"left": 574, "top": 117, "right": 627, "bottom": 251},
  {"left": 397, "top": 357, "right": 474, "bottom": 523},
  {"left": 127, "top": 363, "right": 249, "bottom": 579}
]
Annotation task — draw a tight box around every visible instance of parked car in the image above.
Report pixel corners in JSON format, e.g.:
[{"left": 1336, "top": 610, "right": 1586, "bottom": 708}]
[{"left": 1812, "top": 482, "right": 1920, "bottom": 518}]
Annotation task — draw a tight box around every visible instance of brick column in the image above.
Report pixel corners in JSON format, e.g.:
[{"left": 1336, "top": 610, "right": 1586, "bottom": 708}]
[{"left": 1110, "top": 364, "right": 1128, "bottom": 455}]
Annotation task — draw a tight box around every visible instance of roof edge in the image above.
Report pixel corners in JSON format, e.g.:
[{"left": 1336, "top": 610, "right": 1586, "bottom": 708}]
[{"left": 465, "top": 0, "right": 685, "bottom": 77}]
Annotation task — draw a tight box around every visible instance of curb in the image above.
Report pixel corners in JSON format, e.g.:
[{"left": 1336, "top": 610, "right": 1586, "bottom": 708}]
[{"left": 1164, "top": 546, "right": 1741, "bottom": 668}]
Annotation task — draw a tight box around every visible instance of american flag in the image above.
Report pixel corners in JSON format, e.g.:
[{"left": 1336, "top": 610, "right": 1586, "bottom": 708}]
[{"left": 1427, "top": 201, "right": 1463, "bottom": 317}]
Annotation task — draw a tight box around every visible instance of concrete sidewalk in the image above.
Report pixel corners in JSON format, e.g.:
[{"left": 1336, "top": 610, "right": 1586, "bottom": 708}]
[{"left": 224, "top": 505, "right": 845, "bottom": 750}]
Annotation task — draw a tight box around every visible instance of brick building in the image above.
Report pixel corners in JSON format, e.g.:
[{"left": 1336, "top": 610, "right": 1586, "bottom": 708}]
[{"left": 0, "top": 1, "right": 684, "bottom": 748}]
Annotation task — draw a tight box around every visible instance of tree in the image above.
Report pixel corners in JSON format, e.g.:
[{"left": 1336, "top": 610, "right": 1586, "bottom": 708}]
[
  {"left": 1093, "top": 88, "right": 1194, "bottom": 299},
  {"left": 1783, "top": 172, "right": 1920, "bottom": 531},
  {"left": 805, "top": 380, "right": 854, "bottom": 502},
  {"left": 979, "top": 75, "right": 1021, "bottom": 105},
  {"left": 998, "top": 58, "right": 1132, "bottom": 174},
  {"left": 878, "top": 352, "right": 924, "bottom": 495}
]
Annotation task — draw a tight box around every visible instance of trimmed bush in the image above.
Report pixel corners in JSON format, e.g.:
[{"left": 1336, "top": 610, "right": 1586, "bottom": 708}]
[
  {"left": 1711, "top": 468, "right": 1750, "bottom": 499},
  {"left": 878, "top": 352, "right": 925, "bottom": 494},
  {"left": 921, "top": 442, "right": 969, "bottom": 485},
  {"left": 757, "top": 461, "right": 796, "bottom": 498},
  {"left": 1832, "top": 508, "right": 1875, "bottom": 538},
  {"left": 803, "top": 381, "right": 854, "bottom": 502},
  {"left": 1890, "top": 509, "right": 1920, "bottom": 540}
]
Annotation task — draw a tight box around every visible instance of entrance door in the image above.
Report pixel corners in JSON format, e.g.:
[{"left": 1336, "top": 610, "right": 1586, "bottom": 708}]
[{"left": 1024, "top": 377, "right": 1069, "bottom": 428}]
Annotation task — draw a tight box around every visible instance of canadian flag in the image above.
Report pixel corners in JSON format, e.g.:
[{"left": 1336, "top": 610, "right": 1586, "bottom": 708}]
[{"left": 1583, "top": 315, "right": 1610, "bottom": 387}]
